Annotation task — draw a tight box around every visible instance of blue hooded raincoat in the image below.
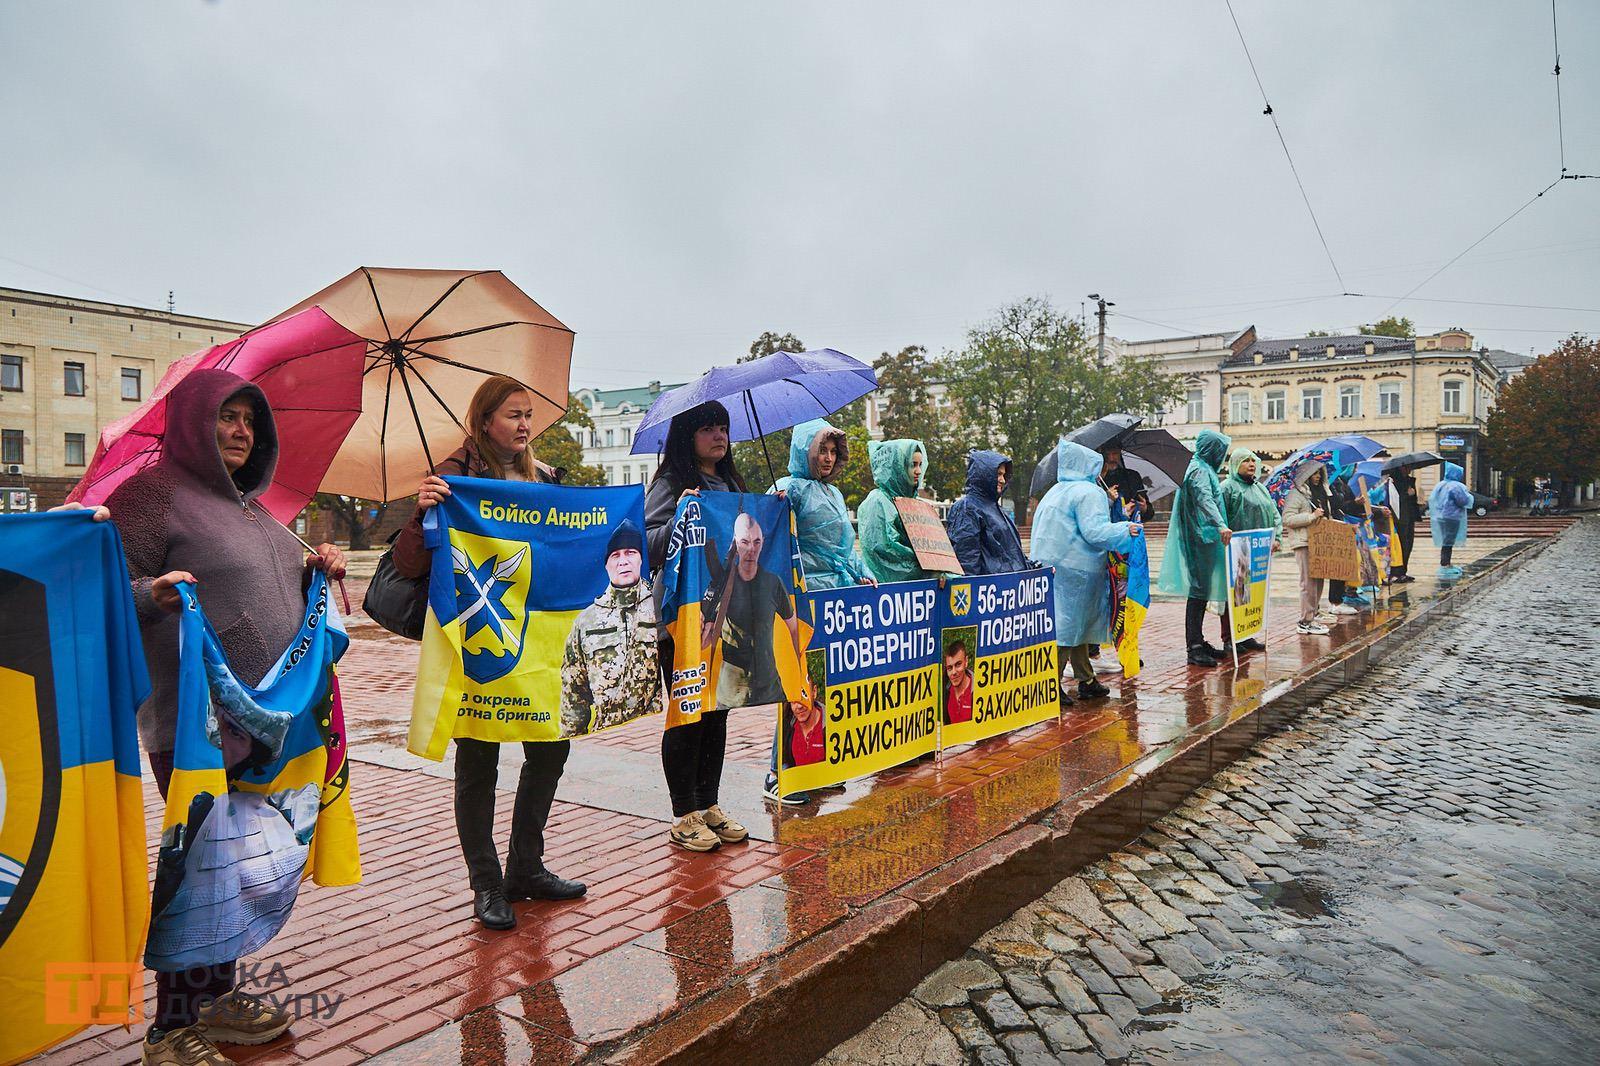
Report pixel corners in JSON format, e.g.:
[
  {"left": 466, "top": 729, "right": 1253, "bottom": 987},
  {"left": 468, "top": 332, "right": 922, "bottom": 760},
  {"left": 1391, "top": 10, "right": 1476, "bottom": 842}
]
[
  {"left": 770, "top": 418, "right": 869, "bottom": 589},
  {"left": 946, "top": 450, "right": 1030, "bottom": 576},
  {"left": 1157, "top": 428, "right": 1232, "bottom": 602},
  {"left": 1428, "top": 461, "right": 1472, "bottom": 547},
  {"left": 1032, "top": 440, "right": 1137, "bottom": 646}
]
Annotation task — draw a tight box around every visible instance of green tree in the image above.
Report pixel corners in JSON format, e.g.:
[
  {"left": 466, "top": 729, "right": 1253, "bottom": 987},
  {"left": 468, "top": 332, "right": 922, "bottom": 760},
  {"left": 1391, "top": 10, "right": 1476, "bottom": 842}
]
[
  {"left": 1305, "top": 329, "right": 1333, "bottom": 338},
  {"left": 872, "top": 344, "right": 969, "bottom": 501},
  {"left": 947, "top": 296, "right": 1183, "bottom": 514},
  {"left": 1361, "top": 316, "right": 1415, "bottom": 338},
  {"left": 534, "top": 392, "right": 608, "bottom": 486},
  {"left": 1485, "top": 334, "right": 1600, "bottom": 504},
  {"left": 311, "top": 494, "right": 387, "bottom": 550}
]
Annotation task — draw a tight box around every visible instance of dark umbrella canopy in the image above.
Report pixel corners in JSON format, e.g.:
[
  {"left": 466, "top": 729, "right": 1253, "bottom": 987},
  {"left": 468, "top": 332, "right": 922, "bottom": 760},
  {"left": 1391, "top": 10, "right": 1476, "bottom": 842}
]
[
  {"left": 1029, "top": 426, "right": 1190, "bottom": 500},
  {"left": 1066, "top": 412, "right": 1142, "bottom": 452},
  {"left": 1382, "top": 451, "right": 1443, "bottom": 473}
]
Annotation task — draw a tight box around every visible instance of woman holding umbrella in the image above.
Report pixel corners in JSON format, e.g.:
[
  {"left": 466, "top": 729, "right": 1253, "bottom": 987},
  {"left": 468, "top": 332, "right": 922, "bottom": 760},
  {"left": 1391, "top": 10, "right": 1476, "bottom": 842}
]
[
  {"left": 106, "top": 369, "right": 346, "bottom": 1064},
  {"left": 394, "top": 375, "right": 587, "bottom": 932}
]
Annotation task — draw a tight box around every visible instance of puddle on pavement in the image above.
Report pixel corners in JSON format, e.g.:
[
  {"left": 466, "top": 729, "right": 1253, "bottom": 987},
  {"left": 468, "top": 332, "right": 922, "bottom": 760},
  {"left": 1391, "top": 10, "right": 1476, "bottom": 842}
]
[
  {"left": 1295, "top": 835, "right": 1328, "bottom": 850},
  {"left": 1249, "top": 878, "right": 1337, "bottom": 920},
  {"left": 1553, "top": 693, "right": 1599, "bottom": 713}
]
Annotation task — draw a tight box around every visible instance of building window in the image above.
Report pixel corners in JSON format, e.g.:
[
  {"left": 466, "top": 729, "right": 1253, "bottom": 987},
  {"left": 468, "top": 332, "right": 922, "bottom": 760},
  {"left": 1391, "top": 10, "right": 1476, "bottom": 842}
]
[
  {"left": 1338, "top": 384, "right": 1362, "bottom": 419},
  {"left": 64, "top": 432, "right": 86, "bottom": 467},
  {"left": 622, "top": 466, "right": 632, "bottom": 485},
  {"left": 622, "top": 427, "right": 631, "bottom": 446},
  {"left": 1441, "top": 379, "right": 1464, "bottom": 416},
  {"left": 120, "top": 367, "right": 142, "bottom": 401},
  {"left": 64, "top": 361, "right": 86, "bottom": 397},
  {"left": 588, "top": 430, "right": 598, "bottom": 448},
  {"left": 1300, "top": 387, "right": 1323, "bottom": 421},
  {"left": 1228, "top": 391, "right": 1252, "bottom": 424},
  {"left": 1264, "top": 389, "right": 1286, "bottom": 422},
  {"left": 1185, "top": 388, "right": 1204, "bottom": 423},
  {"left": 1, "top": 429, "right": 22, "bottom": 465},
  {"left": 1378, "top": 382, "right": 1401, "bottom": 416},
  {"left": 1, "top": 355, "right": 21, "bottom": 392},
  {"left": 605, "top": 428, "right": 615, "bottom": 448}
]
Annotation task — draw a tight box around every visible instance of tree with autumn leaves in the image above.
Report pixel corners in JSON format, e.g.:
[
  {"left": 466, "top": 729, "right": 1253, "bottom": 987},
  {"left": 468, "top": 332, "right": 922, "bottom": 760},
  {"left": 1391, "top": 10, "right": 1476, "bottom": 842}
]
[{"left": 1486, "top": 334, "right": 1600, "bottom": 505}]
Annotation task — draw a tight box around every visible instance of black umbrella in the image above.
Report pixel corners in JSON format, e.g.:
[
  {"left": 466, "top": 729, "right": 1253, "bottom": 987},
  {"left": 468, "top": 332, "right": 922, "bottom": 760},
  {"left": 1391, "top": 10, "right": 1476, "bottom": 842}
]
[
  {"left": 1381, "top": 451, "right": 1444, "bottom": 473},
  {"left": 1029, "top": 426, "right": 1191, "bottom": 500},
  {"left": 1067, "top": 412, "right": 1143, "bottom": 452}
]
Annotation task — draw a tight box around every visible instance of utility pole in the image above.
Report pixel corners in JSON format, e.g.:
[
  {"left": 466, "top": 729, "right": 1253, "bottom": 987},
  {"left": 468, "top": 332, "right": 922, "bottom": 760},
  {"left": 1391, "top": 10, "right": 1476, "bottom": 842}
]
[{"left": 1087, "top": 293, "right": 1114, "bottom": 365}]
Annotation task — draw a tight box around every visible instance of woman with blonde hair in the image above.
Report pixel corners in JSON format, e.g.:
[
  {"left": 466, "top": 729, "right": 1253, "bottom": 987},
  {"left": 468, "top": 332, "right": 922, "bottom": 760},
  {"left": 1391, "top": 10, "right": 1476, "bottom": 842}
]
[{"left": 393, "top": 374, "right": 584, "bottom": 932}]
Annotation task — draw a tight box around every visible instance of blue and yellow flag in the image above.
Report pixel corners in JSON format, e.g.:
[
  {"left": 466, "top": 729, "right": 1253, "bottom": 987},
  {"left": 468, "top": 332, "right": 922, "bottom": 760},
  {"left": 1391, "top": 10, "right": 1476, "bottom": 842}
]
[
  {"left": 409, "top": 476, "right": 653, "bottom": 758},
  {"left": 145, "top": 571, "right": 359, "bottom": 973},
  {"left": 0, "top": 512, "right": 150, "bottom": 1064},
  {"left": 1114, "top": 533, "right": 1150, "bottom": 678}
]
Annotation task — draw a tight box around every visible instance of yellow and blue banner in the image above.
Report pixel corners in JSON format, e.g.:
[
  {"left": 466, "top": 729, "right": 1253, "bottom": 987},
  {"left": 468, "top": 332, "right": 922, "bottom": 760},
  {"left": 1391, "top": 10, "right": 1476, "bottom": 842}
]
[
  {"left": 409, "top": 476, "right": 656, "bottom": 757},
  {"left": 145, "top": 571, "right": 359, "bottom": 973},
  {"left": 659, "top": 493, "right": 806, "bottom": 729},
  {"left": 0, "top": 512, "right": 150, "bottom": 1064},
  {"left": 1112, "top": 535, "right": 1150, "bottom": 678},
  {"left": 779, "top": 580, "right": 941, "bottom": 795},
  {"left": 1225, "top": 527, "right": 1275, "bottom": 644},
  {"left": 939, "top": 570, "right": 1059, "bottom": 747}
]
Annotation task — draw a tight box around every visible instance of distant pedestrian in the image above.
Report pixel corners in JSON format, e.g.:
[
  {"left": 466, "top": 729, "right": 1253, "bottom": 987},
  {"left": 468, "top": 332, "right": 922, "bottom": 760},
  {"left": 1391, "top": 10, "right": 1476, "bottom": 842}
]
[
  {"left": 946, "top": 449, "right": 1030, "bottom": 576},
  {"left": 644, "top": 400, "right": 751, "bottom": 851},
  {"left": 1032, "top": 439, "right": 1141, "bottom": 700},
  {"left": 859, "top": 438, "right": 929, "bottom": 583},
  {"left": 1156, "top": 428, "right": 1233, "bottom": 666},
  {"left": 394, "top": 374, "right": 585, "bottom": 932},
  {"left": 1428, "top": 461, "right": 1473, "bottom": 579},
  {"left": 1100, "top": 445, "right": 1152, "bottom": 522},
  {"left": 1280, "top": 461, "right": 1337, "bottom": 636}
]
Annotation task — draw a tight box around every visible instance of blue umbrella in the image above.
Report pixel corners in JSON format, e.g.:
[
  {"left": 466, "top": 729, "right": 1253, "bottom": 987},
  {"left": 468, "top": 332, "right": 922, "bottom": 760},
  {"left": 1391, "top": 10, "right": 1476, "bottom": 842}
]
[
  {"left": 629, "top": 349, "right": 877, "bottom": 460},
  {"left": 1268, "top": 434, "right": 1386, "bottom": 484}
]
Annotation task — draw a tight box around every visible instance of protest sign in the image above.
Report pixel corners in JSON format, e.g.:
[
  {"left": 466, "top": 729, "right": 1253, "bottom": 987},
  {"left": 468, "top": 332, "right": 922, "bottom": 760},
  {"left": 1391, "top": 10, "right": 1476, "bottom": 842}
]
[
  {"left": 409, "top": 477, "right": 658, "bottom": 758},
  {"left": 659, "top": 492, "right": 806, "bottom": 729},
  {"left": 1225, "top": 528, "right": 1274, "bottom": 644},
  {"left": 894, "top": 497, "right": 964, "bottom": 575},
  {"left": 778, "top": 580, "right": 941, "bottom": 796},
  {"left": 0, "top": 513, "right": 149, "bottom": 1062},
  {"left": 939, "top": 570, "right": 1060, "bottom": 747},
  {"left": 1307, "top": 518, "right": 1361, "bottom": 585}
]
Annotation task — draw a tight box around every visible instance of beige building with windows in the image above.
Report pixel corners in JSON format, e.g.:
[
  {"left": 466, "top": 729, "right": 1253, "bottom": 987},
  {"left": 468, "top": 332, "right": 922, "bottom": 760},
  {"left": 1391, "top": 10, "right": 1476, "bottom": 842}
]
[
  {"left": 1218, "top": 328, "right": 1503, "bottom": 492},
  {"left": 0, "top": 287, "right": 249, "bottom": 507},
  {"left": 574, "top": 380, "right": 684, "bottom": 486}
]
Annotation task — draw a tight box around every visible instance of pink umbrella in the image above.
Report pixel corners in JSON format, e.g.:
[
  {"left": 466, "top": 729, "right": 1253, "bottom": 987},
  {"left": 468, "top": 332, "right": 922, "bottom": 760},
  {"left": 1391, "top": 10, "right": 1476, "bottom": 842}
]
[{"left": 68, "top": 307, "right": 366, "bottom": 524}]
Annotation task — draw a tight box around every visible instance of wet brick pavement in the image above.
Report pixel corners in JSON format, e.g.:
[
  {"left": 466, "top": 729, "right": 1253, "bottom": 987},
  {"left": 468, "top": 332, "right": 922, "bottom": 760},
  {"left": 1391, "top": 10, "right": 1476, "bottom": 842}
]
[{"left": 826, "top": 519, "right": 1600, "bottom": 1065}]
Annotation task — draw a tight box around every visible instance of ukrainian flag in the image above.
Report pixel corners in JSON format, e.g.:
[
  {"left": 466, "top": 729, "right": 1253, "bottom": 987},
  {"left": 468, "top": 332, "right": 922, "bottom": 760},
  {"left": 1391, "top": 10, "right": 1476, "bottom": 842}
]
[
  {"left": 0, "top": 512, "right": 150, "bottom": 1064},
  {"left": 1114, "top": 532, "right": 1151, "bottom": 678}
]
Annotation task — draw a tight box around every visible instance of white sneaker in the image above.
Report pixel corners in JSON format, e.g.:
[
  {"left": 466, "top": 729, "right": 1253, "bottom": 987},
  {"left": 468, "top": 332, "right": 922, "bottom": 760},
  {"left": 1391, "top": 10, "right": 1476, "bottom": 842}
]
[
  {"left": 1091, "top": 656, "right": 1123, "bottom": 675},
  {"left": 1297, "top": 621, "right": 1330, "bottom": 635},
  {"left": 1330, "top": 604, "right": 1359, "bottom": 616},
  {"left": 1313, "top": 612, "right": 1338, "bottom": 625}
]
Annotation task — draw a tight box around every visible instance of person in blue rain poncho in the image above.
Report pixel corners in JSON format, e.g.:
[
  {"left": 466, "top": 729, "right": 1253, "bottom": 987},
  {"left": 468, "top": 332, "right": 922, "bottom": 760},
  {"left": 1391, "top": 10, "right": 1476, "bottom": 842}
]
[
  {"left": 770, "top": 418, "right": 871, "bottom": 590},
  {"left": 1032, "top": 439, "right": 1141, "bottom": 701},
  {"left": 1428, "top": 461, "right": 1472, "bottom": 579},
  {"left": 1156, "top": 428, "right": 1233, "bottom": 666},
  {"left": 946, "top": 450, "right": 1031, "bottom": 576},
  {"left": 858, "top": 438, "right": 929, "bottom": 583},
  {"left": 766, "top": 418, "right": 868, "bottom": 807}
]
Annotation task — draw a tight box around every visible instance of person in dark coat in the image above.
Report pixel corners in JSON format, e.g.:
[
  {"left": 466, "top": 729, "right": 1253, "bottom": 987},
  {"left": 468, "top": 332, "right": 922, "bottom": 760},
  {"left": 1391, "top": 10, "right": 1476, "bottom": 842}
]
[
  {"left": 946, "top": 450, "right": 1030, "bottom": 575},
  {"left": 1389, "top": 468, "right": 1420, "bottom": 582},
  {"left": 108, "top": 368, "right": 346, "bottom": 1062},
  {"left": 1100, "top": 445, "right": 1151, "bottom": 522},
  {"left": 394, "top": 374, "right": 585, "bottom": 933}
]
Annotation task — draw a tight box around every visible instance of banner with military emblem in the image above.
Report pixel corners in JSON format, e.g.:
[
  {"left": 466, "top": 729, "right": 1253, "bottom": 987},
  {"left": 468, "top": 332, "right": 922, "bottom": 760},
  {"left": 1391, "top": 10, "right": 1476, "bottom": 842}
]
[
  {"left": 938, "top": 570, "right": 1059, "bottom": 748},
  {"left": 658, "top": 492, "right": 807, "bottom": 729},
  {"left": 0, "top": 512, "right": 150, "bottom": 1064},
  {"left": 408, "top": 477, "right": 659, "bottom": 759}
]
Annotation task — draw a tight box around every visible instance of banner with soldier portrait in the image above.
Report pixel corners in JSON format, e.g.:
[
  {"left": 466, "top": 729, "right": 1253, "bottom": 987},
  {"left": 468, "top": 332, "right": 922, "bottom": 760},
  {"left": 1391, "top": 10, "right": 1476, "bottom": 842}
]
[{"left": 408, "top": 476, "right": 661, "bottom": 759}]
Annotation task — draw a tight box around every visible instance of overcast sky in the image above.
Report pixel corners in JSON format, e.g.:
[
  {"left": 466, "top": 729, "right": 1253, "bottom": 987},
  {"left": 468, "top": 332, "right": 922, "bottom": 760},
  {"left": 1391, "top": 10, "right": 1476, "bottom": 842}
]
[{"left": 3, "top": 1, "right": 1597, "bottom": 388}]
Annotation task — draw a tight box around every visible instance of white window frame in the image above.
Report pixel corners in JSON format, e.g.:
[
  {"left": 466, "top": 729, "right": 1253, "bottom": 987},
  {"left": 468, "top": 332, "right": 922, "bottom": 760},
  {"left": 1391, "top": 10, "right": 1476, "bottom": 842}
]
[
  {"left": 120, "top": 367, "right": 142, "bottom": 401},
  {"left": 605, "top": 428, "right": 615, "bottom": 448},
  {"left": 1264, "top": 389, "right": 1286, "bottom": 423},
  {"left": 1185, "top": 388, "right": 1204, "bottom": 423},
  {"left": 1441, "top": 379, "right": 1464, "bottom": 417},
  {"left": 1228, "top": 391, "right": 1252, "bottom": 424},
  {"left": 64, "top": 361, "right": 86, "bottom": 397},
  {"left": 64, "top": 432, "right": 86, "bottom": 467},
  {"left": 1300, "top": 387, "right": 1323, "bottom": 421},
  {"left": 1338, "top": 384, "right": 1362, "bottom": 419},
  {"left": 1378, "top": 382, "right": 1402, "bottom": 416},
  {"left": 1, "top": 428, "right": 23, "bottom": 464},
  {"left": 1, "top": 354, "right": 22, "bottom": 392}
]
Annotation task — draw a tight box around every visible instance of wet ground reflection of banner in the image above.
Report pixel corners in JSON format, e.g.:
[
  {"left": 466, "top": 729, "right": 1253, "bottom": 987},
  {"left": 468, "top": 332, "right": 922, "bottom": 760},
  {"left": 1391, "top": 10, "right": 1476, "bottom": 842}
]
[
  {"left": 939, "top": 570, "right": 1059, "bottom": 747},
  {"left": 778, "top": 581, "right": 940, "bottom": 796}
]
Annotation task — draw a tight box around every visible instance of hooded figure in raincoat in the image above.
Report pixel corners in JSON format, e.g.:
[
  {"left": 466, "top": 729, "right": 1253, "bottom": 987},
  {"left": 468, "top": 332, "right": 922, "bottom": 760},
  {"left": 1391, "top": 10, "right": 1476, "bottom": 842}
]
[
  {"left": 770, "top": 419, "right": 869, "bottom": 590},
  {"left": 1157, "top": 428, "right": 1233, "bottom": 665},
  {"left": 1032, "top": 440, "right": 1139, "bottom": 700},
  {"left": 858, "top": 438, "right": 928, "bottom": 583},
  {"left": 1427, "top": 461, "right": 1472, "bottom": 576},
  {"left": 1219, "top": 447, "right": 1280, "bottom": 652},
  {"left": 946, "top": 450, "right": 1030, "bottom": 576}
]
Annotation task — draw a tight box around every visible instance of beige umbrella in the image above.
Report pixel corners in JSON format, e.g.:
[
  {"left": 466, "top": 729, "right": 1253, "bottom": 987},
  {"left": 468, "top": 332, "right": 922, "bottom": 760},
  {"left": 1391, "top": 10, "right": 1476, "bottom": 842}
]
[{"left": 269, "top": 267, "right": 573, "bottom": 501}]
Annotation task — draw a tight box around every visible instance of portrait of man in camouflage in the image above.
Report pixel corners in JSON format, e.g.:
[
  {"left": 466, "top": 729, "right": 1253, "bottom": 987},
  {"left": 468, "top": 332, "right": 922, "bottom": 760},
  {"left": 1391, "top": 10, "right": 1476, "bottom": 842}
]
[{"left": 559, "top": 520, "right": 664, "bottom": 737}]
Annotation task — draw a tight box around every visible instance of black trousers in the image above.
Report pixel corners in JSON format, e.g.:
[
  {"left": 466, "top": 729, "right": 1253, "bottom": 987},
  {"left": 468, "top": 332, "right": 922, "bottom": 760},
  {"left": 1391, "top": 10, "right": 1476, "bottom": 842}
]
[
  {"left": 148, "top": 750, "right": 236, "bottom": 1032},
  {"left": 1394, "top": 520, "right": 1415, "bottom": 576},
  {"left": 1185, "top": 596, "right": 1230, "bottom": 651},
  {"left": 1328, "top": 579, "right": 1347, "bottom": 605},
  {"left": 454, "top": 737, "right": 569, "bottom": 891},
  {"left": 656, "top": 633, "right": 728, "bottom": 817}
]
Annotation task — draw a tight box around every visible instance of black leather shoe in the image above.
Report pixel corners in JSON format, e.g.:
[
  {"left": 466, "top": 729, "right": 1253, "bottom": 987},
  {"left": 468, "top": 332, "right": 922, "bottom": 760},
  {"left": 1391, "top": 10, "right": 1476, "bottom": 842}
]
[
  {"left": 1187, "top": 646, "right": 1219, "bottom": 667},
  {"left": 1200, "top": 642, "right": 1228, "bottom": 658},
  {"left": 506, "top": 870, "right": 587, "bottom": 901},
  {"left": 1077, "top": 679, "right": 1110, "bottom": 699},
  {"left": 1237, "top": 638, "right": 1266, "bottom": 653},
  {"left": 474, "top": 888, "right": 515, "bottom": 930}
]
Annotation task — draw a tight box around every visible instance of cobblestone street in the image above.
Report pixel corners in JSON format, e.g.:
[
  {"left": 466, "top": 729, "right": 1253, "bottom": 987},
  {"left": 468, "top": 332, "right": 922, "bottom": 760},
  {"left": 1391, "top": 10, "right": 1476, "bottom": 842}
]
[{"left": 825, "top": 520, "right": 1600, "bottom": 1065}]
